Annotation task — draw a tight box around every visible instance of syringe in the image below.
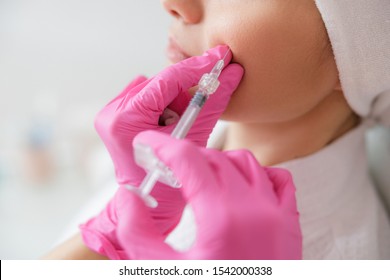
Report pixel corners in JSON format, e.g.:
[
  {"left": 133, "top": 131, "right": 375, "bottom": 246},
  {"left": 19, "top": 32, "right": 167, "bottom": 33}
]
[{"left": 133, "top": 50, "right": 229, "bottom": 207}]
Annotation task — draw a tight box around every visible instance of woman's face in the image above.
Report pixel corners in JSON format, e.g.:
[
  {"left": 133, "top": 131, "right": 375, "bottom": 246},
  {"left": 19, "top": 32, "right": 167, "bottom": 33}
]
[{"left": 162, "top": 0, "right": 340, "bottom": 123}]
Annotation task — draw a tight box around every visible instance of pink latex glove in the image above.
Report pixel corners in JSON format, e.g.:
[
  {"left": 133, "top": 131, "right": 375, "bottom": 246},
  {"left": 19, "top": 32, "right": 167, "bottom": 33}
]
[
  {"left": 94, "top": 45, "right": 242, "bottom": 187},
  {"left": 80, "top": 46, "right": 244, "bottom": 259},
  {"left": 116, "top": 131, "right": 303, "bottom": 260}
]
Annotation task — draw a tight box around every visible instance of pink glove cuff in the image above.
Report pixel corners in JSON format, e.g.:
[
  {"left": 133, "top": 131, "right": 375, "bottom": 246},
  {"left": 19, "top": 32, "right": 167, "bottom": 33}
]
[
  {"left": 79, "top": 193, "right": 129, "bottom": 260},
  {"left": 79, "top": 223, "right": 128, "bottom": 260}
]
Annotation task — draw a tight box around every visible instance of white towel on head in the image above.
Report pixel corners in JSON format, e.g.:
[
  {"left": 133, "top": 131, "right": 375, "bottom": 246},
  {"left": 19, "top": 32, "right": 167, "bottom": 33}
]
[{"left": 314, "top": 0, "right": 390, "bottom": 126}]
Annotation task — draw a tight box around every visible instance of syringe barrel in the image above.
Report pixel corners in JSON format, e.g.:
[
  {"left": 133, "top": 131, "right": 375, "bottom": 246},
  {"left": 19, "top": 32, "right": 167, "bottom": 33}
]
[
  {"left": 171, "top": 91, "right": 207, "bottom": 139},
  {"left": 136, "top": 57, "right": 225, "bottom": 206}
]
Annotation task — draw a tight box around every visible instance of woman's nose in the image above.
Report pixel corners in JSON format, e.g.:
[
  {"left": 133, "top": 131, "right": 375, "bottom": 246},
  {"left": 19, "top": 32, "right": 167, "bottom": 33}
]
[{"left": 161, "top": 0, "right": 203, "bottom": 24}]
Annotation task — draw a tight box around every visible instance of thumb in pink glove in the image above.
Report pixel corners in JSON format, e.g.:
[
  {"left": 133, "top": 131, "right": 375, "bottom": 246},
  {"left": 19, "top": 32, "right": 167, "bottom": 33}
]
[{"left": 116, "top": 131, "right": 303, "bottom": 260}]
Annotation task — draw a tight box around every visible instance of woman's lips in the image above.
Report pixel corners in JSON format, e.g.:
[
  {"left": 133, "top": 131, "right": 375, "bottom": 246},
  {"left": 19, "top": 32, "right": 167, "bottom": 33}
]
[{"left": 166, "top": 37, "right": 191, "bottom": 63}]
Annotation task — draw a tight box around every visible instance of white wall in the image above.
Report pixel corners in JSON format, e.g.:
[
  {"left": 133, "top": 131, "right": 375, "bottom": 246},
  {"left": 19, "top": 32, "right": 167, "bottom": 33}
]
[{"left": 0, "top": 0, "right": 170, "bottom": 259}]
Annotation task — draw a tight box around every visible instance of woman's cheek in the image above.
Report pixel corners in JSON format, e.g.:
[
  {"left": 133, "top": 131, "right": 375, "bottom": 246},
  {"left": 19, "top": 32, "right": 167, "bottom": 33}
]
[{"left": 204, "top": 15, "right": 299, "bottom": 122}]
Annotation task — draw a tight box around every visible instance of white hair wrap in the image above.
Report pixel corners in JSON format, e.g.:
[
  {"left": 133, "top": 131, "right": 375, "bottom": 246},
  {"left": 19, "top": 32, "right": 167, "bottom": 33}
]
[{"left": 314, "top": 0, "right": 390, "bottom": 126}]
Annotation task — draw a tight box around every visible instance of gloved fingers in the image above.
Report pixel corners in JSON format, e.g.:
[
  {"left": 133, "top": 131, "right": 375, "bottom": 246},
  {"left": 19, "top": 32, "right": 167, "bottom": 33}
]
[
  {"left": 264, "top": 167, "right": 302, "bottom": 259},
  {"left": 133, "top": 131, "right": 221, "bottom": 204},
  {"left": 116, "top": 187, "right": 181, "bottom": 259},
  {"left": 165, "top": 89, "right": 192, "bottom": 117},
  {"left": 198, "top": 63, "right": 244, "bottom": 122},
  {"left": 133, "top": 131, "right": 227, "bottom": 257},
  {"left": 159, "top": 108, "right": 181, "bottom": 126},
  {"left": 264, "top": 167, "right": 299, "bottom": 214},
  {"left": 94, "top": 75, "right": 150, "bottom": 140},
  {"left": 132, "top": 45, "right": 232, "bottom": 115},
  {"left": 149, "top": 183, "right": 186, "bottom": 235},
  {"left": 184, "top": 64, "right": 244, "bottom": 146},
  {"left": 222, "top": 150, "right": 278, "bottom": 201},
  {"left": 167, "top": 63, "right": 244, "bottom": 123},
  {"left": 158, "top": 44, "right": 232, "bottom": 96}
]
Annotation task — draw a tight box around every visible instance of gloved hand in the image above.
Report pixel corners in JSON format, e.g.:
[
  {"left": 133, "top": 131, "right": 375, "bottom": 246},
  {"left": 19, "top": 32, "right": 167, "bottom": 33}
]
[
  {"left": 94, "top": 45, "right": 242, "bottom": 187},
  {"left": 116, "top": 131, "right": 303, "bottom": 260},
  {"left": 80, "top": 46, "right": 244, "bottom": 259}
]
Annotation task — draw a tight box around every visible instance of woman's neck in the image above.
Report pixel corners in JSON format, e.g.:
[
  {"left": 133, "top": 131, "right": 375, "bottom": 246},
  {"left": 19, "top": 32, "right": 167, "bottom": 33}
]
[{"left": 223, "top": 90, "right": 360, "bottom": 166}]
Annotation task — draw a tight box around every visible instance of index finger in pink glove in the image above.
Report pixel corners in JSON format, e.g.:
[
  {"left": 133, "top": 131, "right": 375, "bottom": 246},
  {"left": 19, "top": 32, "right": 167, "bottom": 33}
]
[
  {"left": 132, "top": 45, "right": 232, "bottom": 112},
  {"left": 127, "top": 46, "right": 242, "bottom": 131}
]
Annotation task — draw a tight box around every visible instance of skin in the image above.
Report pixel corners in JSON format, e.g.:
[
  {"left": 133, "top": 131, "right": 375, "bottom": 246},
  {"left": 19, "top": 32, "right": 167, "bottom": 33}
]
[
  {"left": 43, "top": 0, "right": 359, "bottom": 259},
  {"left": 42, "top": 233, "right": 108, "bottom": 259},
  {"left": 163, "top": 0, "right": 359, "bottom": 165}
]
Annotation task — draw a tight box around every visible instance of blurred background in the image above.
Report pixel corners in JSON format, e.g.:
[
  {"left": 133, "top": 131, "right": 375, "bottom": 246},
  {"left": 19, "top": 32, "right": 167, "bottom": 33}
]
[
  {"left": 1, "top": 0, "right": 390, "bottom": 261},
  {"left": 0, "top": 0, "right": 170, "bottom": 259}
]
